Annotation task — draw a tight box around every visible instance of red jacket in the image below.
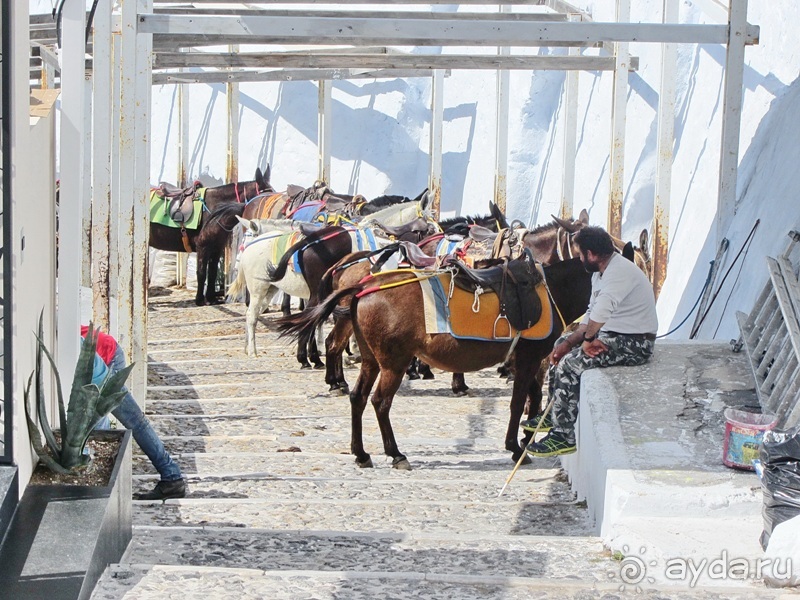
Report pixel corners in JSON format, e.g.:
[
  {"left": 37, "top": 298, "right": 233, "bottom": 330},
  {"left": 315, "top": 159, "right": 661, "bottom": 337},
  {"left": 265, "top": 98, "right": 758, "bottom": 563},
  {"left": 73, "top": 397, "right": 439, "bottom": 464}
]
[{"left": 80, "top": 325, "right": 118, "bottom": 366}]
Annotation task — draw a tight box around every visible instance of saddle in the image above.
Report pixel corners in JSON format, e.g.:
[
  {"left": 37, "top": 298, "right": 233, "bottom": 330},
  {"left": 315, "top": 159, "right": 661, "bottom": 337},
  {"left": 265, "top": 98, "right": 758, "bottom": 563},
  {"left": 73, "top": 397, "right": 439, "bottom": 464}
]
[
  {"left": 443, "top": 250, "right": 543, "bottom": 332},
  {"left": 157, "top": 180, "right": 202, "bottom": 224}
]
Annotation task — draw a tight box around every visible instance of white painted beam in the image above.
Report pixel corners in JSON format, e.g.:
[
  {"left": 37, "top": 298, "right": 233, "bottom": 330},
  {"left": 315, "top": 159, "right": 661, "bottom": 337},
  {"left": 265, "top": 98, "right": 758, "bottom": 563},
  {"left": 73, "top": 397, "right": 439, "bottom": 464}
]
[
  {"left": 226, "top": 45, "right": 240, "bottom": 185},
  {"left": 429, "top": 70, "right": 444, "bottom": 219},
  {"left": 138, "top": 15, "right": 758, "bottom": 46},
  {"left": 91, "top": 0, "right": 113, "bottom": 330},
  {"left": 494, "top": 5, "right": 511, "bottom": 215},
  {"left": 561, "top": 14, "right": 580, "bottom": 220},
  {"left": 716, "top": 0, "right": 749, "bottom": 242},
  {"left": 82, "top": 74, "right": 93, "bottom": 290},
  {"left": 607, "top": 0, "right": 630, "bottom": 239},
  {"left": 318, "top": 80, "right": 332, "bottom": 185},
  {"left": 653, "top": 0, "right": 678, "bottom": 298},
  {"left": 56, "top": 0, "right": 86, "bottom": 393},
  {"left": 153, "top": 68, "right": 452, "bottom": 85}
]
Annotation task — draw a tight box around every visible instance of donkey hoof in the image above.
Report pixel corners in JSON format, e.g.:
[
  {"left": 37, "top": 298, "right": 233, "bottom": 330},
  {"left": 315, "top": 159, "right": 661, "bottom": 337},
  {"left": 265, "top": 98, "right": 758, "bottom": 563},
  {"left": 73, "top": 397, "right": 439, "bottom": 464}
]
[
  {"left": 511, "top": 451, "right": 532, "bottom": 465},
  {"left": 422, "top": 372, "right": 435, "bottom": 380},
  {"left": 300, "top": 363, "right": 312, "bottom": 370},
  {"left": 313, "top": 362, "right": 325, "bottom": 370},
  {"left": 453, "top": 390, "right": 468, "bottom": 398},
  {"left": 407, "top": 372, "right": 420, "bottom": 381},
  {"left": 338, "top": 384, "right": 350, "bottom": 396},
  {"left": 195, "top": 297, "right": 206, "bottom": 307},
  {"left": 206, "top": 296, "right": 222, "bottom": 306},
  {"left": 356, "top": 456, "right": 373, "bottom": 469},
  {"left": 392, "top": 457, "right": 412, "bottom": 470}
]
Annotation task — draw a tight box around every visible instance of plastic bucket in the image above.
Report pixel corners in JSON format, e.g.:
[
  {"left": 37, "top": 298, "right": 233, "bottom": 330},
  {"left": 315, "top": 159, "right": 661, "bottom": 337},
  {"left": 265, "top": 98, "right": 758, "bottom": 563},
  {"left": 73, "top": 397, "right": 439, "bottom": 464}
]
[{"left": 722, "top": 408, "right": 776, "bottom": 470}]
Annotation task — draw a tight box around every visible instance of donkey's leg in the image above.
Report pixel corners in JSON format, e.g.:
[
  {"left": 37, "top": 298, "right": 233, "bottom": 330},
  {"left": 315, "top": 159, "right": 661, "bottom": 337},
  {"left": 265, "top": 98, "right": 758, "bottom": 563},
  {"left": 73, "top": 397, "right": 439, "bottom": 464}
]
[
  {"left": 245, "top": 286, "right": 269, "bottom": 357},
  {"left": 205, "top": 251, "right": 222, "bottom": 305},
  {"left": 349, "top": 357, "right": 380, "bottom": 468},
  {"left": 418, "top": 360, "right": 435, "bottom": 380},
  {"left": 326, "top": 318, "right": 352, "bottom": 394},
  {"left": 451, "top": 373, "right": 469, "bottom": 396},
  {"left": 296, "top": 328, "right": 313, "bottom": 369},
  {"left": 406, "top": 357, "right": 420, "bottom": 380},
  {"left": 371, "top": 369, "right": 411, "bottom": 470},
  {"left": 195, "top": 247, "right": 208, "bottom": 306},
  {"left": 505, "top": 348, "right": 536, "bottom": 464},
  {"left": 281, "top": 293, "right": 292, "bottom": 318},
  {"left": 309, "top": 324, "right": 325, "bottom": 369}
]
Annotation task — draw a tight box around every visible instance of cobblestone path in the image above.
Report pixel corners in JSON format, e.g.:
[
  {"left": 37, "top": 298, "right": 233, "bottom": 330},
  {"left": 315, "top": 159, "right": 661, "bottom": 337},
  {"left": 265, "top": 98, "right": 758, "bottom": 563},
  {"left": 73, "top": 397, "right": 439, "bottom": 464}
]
[{"left": 91, "top": 288, "right": 774, "bottom": 599}]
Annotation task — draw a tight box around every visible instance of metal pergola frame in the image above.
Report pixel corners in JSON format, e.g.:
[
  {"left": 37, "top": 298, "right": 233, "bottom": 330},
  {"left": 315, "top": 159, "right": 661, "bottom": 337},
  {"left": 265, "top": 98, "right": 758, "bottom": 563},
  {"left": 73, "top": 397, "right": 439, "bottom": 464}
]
[{"left": 51, "top": 0, "right": 757, "bottom": 399}]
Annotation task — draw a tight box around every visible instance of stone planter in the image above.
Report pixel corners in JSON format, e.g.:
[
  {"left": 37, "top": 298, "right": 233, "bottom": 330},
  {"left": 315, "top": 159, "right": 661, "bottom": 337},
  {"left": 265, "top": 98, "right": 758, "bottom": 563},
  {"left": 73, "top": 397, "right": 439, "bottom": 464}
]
[{"left": 0, "top": 429, "right": 132, "bottom": 600}]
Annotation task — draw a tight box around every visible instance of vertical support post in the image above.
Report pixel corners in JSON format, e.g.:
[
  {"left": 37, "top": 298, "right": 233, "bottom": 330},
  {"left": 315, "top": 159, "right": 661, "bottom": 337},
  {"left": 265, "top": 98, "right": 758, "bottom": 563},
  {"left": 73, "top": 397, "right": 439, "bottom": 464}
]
[
  {"left": 653, "top": 0, "right": 678, "bottom": 298},
  {"left": 608, "top": 0, "right": 630, "bottom": 238},
  {"left": 129, "top": 0, "right": 153, "bottom": 402},
  {"left": 493, "top": 4, "right": 510, "bottom": 215},
  {"left": 716, "top": 0, "right": 748, "bottom": 241},
  {"left": 116, "top": 0, "right": 138, "bottom": 394},
  {"left": 81, "top": 74, "right": 93, "bottom": 289},
  {"left": 110, "top": 28, "right": 121, "bottom": 319},
  {"left": 177, "top": 67, "right": 190, "bottom": 287},
  {"left": 91, "top": 0, "right": 113, "bottom": 330},
  {"left": 225, "top": 46, "right": 240, "bottom": 288},
  {"left": 560, "top": 13, "right": 581, "bottom": 220},
  {"left": 56, "top": 0, "right": 86, "bottom": 393},
  {"left": 41, "top": 58, "right": 55, "bottom": 91},
  {"left": 318, "top": 79, "right": 332, "bottom": 184},
  {"left": 226, "top": 45, "right": 239, "bottom": 185},
  {"left": 429, "top": 69, "right": 444, "bottom": 219}
]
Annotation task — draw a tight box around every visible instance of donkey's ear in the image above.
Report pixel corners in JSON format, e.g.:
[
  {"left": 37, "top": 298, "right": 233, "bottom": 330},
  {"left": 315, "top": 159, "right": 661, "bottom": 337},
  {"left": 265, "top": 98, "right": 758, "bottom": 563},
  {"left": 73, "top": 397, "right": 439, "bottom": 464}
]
[
  {"left": 639, "top": 229, "right": 649, "bottom": 254},
  {"left": 579, "top": 209, "right": 590, "bottom": 225},
  {"left": 419, "top": 190, "right": 431, "bottom": 210},
  {"left": 552, "top": 214, "right": 581, "bottom": 233},
  {"left": 622, "top": 241, "right": 635, "bottom": 262},
  {"left": 490, "top": 201, "right": 509, "bottom": 228},
  {"left": 413, "top": 188, "right": 429, "bottom": 203}
]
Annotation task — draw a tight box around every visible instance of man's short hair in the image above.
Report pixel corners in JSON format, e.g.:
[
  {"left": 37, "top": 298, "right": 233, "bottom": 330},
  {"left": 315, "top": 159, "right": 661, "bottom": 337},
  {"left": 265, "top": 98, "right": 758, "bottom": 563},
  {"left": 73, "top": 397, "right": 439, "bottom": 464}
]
[{"left": 574, "top": 226, "right": 615, "bottom": 257}]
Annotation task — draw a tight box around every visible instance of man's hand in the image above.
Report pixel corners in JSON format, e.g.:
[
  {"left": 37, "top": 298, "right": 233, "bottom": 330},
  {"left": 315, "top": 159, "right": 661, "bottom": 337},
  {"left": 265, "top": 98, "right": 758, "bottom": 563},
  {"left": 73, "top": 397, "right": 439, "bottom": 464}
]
[
  {"left": 581, "top": 338, "right": 608, "bottom": 358},
  {"left": 549, "top": 340, "right": 572, "bottom": 364}
]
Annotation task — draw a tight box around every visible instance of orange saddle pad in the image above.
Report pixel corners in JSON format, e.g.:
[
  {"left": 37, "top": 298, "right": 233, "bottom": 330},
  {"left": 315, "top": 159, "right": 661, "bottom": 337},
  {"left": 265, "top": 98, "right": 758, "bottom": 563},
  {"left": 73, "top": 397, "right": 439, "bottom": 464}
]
[{"left": 423, "top": 273, "right": 554, "bottom": 341}]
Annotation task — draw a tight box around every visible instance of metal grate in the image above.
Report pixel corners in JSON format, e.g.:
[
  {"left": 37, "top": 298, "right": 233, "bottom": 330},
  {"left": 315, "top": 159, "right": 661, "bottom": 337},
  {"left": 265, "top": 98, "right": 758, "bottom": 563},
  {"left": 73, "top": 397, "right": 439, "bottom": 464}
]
[{"left": 735, "top": 231, "right": 800, "bottom": 430}]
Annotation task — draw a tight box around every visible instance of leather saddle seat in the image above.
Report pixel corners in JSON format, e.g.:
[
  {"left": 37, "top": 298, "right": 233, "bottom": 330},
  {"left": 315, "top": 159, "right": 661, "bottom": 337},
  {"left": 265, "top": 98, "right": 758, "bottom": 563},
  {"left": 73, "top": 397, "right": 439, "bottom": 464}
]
[
  {"left": 442, "top": 250, "right": 543, "bottom": 332},
  {"left": 157, "top": 180, "right": 201, "bottom": 224}
]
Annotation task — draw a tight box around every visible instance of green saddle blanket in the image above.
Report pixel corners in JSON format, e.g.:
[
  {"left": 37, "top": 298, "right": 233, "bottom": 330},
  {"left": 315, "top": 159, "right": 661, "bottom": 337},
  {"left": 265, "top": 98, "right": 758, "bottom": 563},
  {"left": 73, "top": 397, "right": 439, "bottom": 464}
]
[{"left": 149, "top": 189, "right": 205, "bottom": 229}]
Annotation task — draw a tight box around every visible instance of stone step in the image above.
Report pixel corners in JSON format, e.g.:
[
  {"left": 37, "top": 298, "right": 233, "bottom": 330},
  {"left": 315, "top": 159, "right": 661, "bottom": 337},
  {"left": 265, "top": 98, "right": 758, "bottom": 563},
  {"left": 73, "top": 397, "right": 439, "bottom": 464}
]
[
  {"left": 145, "top": 412, "right": 515, "bottom": 439},
  {"left": 144, "top": 394, "right": 515, "bottom": 417},
  {"left": 131, "top": 471, "right": 574, "bottom": 503},
  {"left": 132, "top": 497, "right": 593, "bottom": 535},
  {"left": 150, "top": 433, "right": 532, "bottom": 457},
  {"left": 132, "top": 450, "right": 557, "bottom": 482},
  {"left": 120, "top": 528, "right": 613, "bottom": 581},
  {"left": 93, "top": 563, "right": 782, "bottom": 599}
]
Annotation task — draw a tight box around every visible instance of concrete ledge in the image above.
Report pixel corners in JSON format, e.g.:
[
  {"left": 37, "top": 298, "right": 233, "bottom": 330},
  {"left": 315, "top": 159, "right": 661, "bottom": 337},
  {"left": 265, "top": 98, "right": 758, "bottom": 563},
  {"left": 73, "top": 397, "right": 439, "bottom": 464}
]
[
  {"left": 562, "top": 341, "right": 768, "bottom": 586},
  {"left": 0, "top": 465, "right": 19, "bottom": 544}
]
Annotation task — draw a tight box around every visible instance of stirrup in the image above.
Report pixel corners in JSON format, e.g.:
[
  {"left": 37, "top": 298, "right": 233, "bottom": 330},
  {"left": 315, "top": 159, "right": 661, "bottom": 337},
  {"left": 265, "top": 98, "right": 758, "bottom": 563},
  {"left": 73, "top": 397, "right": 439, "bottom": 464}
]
[{"left": 493, "top": 313, "right": 512, "bottom": 340}]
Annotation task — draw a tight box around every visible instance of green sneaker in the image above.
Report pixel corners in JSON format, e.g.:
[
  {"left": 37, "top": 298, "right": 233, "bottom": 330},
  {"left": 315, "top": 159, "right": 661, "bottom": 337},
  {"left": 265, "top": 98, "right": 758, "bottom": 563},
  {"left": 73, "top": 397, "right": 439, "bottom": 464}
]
[
  {"left": 526, "top": 432, "right": 576, "bottom": 457},
  {"left": 520, "top": 414, "right": 552, "bottom": 433}
]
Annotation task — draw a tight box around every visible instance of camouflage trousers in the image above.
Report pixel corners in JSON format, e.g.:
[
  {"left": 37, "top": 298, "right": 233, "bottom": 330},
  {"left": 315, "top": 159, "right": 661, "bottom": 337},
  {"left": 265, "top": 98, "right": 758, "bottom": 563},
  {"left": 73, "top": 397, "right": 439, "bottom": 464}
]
[{"left": 549, "top": 332, "right": 654, "bottom": 443}]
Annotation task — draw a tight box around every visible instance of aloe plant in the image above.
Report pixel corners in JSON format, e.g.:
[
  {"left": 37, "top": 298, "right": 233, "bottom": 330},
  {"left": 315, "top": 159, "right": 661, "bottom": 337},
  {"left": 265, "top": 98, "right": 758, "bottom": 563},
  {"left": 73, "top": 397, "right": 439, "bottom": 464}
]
[{"left": 24, "top": 312, "right": 134, "bottom": 473}]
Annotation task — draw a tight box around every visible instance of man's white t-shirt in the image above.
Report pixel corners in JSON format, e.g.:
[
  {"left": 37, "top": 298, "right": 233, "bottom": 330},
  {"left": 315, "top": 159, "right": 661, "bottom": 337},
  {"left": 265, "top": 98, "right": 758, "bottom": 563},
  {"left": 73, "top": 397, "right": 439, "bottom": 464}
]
[{"left": 581, "top": 252, "right": 658, "bottom": 334}]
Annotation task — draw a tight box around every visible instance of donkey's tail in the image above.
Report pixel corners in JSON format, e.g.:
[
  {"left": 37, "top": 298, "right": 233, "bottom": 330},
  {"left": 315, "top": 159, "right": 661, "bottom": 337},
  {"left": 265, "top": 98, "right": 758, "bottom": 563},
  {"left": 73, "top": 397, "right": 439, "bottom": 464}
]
[
  {"left": 276, "top": 286, "right": 360, "bottom": 341},
  {"left": 227, "top": 257, "right": 248, "bottom": 302},
  {"left": 267, "top": 225, "right": 348, "bottom": 282}
]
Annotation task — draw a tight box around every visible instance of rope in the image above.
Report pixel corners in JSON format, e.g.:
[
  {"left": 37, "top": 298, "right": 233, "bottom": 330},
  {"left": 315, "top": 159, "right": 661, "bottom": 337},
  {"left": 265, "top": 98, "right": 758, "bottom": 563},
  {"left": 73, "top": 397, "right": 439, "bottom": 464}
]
[
  {"left": 691, "top": 219, "right": 760, "bottom": 338},
  {"left": 656, "top": 259, "right": 716, "bottom": 339},
  {"left": 712, "top": 222, "right": 760, "bottom": 338}
]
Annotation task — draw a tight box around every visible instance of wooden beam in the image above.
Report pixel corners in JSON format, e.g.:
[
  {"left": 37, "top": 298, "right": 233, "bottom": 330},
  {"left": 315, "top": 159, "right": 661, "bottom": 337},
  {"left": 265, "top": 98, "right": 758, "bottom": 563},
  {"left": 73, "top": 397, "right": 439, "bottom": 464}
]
[
  {"left": 154, "top": 8, "right": 570, "bottom": 22},
  {"left": 139, "top": 15, "right": 759, "bottom": 46},
  {"left": 153, "top": 53, "right": 616, "bottom": 71},
  {"left": 152, "top": 68, "right": 452, "bottom": 85}
]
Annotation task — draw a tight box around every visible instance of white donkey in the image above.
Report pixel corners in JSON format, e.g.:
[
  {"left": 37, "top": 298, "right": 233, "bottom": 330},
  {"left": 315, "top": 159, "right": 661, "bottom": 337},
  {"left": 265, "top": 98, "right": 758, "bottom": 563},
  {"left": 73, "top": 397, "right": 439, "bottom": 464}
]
[{"left": 228, "top": 193, "right": 435, "bottom": 360}]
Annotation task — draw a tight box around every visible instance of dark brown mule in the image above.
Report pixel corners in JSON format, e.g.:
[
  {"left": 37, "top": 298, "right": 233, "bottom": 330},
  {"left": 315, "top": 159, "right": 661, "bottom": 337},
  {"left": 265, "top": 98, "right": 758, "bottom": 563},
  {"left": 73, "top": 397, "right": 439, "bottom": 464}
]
[
  {"left": 149, "top": 166, "right": 274, "bottom": 306},
  {"left": 278, "top": 255, "right": 592, "bottom": 468}
]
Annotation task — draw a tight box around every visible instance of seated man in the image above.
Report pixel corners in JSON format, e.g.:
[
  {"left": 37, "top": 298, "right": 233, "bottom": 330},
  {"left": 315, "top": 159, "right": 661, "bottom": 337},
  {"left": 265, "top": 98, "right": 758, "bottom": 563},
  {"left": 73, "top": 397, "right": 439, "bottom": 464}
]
[
  {"left": 83, "top": 326, "right": 186, "bottom": 500},
  {"left": 524, "top": 226, "right": 658, "bottom": 457}
]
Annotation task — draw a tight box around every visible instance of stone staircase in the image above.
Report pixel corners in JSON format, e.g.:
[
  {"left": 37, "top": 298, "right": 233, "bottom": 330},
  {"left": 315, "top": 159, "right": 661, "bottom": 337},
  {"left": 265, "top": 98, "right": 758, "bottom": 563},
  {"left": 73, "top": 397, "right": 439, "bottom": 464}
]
[{"left": 90, "top": 289, "right": 788, "bottom": 599}]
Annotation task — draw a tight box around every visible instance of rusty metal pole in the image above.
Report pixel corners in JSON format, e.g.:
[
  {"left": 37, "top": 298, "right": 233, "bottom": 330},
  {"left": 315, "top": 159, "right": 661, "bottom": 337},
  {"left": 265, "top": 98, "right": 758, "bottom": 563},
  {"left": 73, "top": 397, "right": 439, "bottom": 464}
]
[
  {"left": 607, "top": 0, "right": 630, "bottom": 239},
  {"left": 429, "top": 70, "right": 444, "bottom": 220}
]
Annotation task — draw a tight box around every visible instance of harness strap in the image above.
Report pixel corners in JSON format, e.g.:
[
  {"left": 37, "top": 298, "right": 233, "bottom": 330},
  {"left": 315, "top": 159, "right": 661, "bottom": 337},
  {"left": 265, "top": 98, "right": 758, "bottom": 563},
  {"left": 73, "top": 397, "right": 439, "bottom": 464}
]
[
  {"left": 180, "top": 227, "right": 193, "bottom": 253},
  {"left": 536, "top": 263, "right": 566, "bottom": 331}
]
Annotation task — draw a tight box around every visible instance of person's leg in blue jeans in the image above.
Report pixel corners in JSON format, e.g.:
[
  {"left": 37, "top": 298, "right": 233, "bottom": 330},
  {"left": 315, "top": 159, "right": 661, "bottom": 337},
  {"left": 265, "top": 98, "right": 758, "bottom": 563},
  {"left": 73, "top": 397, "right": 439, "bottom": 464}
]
[{"left": 109, "top": 346, "right": 186, "bottom": 499}]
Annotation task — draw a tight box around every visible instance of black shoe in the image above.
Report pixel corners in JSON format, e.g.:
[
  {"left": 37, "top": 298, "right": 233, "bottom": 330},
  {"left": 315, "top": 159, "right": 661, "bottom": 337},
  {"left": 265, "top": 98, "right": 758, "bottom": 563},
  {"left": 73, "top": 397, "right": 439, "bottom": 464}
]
[
  {"left": 134, "top": 478, "right": 186, "bottom": 500},
  {"left": 520, "top": 414, "right": 553, "bottom": 433}
]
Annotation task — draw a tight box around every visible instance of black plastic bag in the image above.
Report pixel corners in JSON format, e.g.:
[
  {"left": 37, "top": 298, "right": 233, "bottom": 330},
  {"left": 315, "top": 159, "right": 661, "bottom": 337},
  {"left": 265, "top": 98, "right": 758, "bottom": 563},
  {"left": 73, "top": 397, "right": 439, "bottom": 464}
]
[{"left": 760, "top": 426, "right": 800, "bottom": 549}]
